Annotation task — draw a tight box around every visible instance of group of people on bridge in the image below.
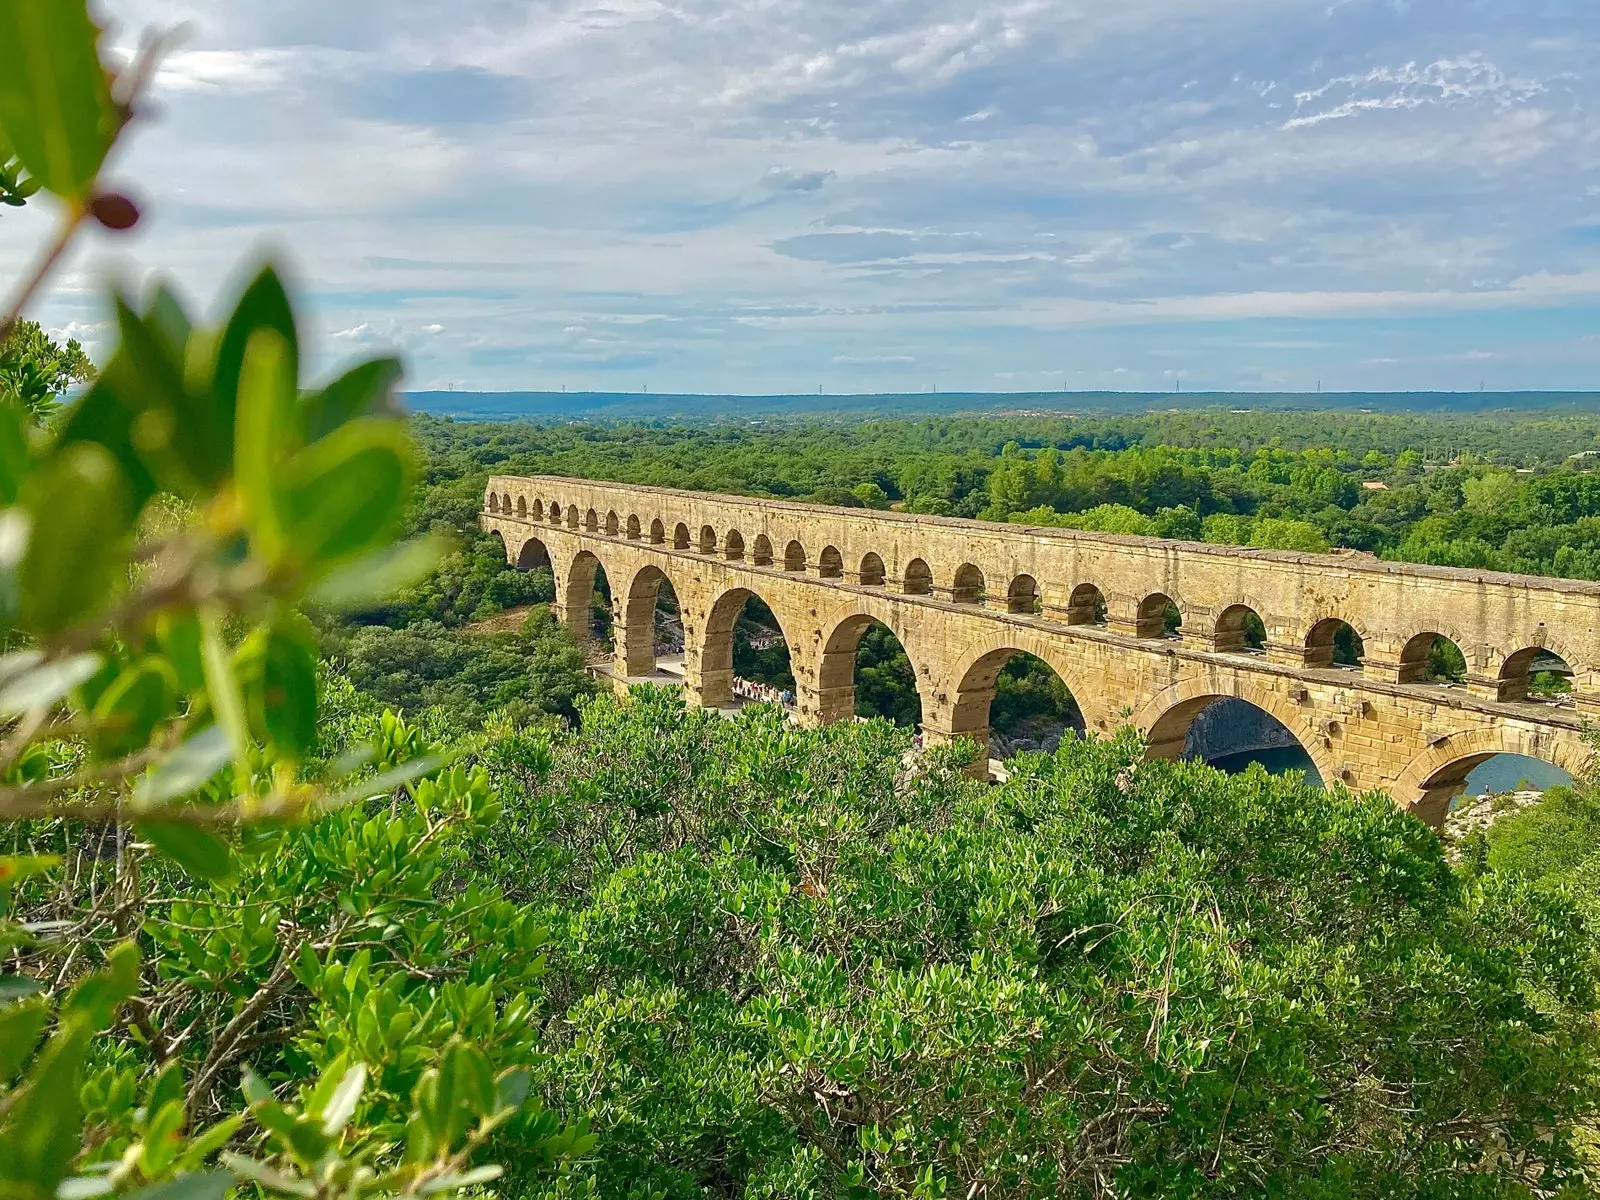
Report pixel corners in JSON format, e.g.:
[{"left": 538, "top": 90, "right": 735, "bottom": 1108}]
[{"left": 731, "top": 676, "right": 794, "bottom": 708}]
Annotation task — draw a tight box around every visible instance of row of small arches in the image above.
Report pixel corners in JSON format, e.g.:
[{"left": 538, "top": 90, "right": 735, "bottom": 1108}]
[{"left": 490, "top": 494, "right": 1578, "bottom": 703}]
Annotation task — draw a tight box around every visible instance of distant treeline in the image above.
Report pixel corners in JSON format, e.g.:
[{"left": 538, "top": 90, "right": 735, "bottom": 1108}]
[{"left": 406, "top": 388, "right": 1600, "bottom": 423}]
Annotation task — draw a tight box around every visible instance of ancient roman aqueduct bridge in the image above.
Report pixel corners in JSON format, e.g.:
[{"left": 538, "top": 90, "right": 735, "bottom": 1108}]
[{"left": 483, "top": 473, "right": 1600, "bottom": 825}]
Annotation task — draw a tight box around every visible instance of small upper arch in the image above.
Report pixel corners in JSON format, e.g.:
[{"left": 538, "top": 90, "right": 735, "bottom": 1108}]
[
  {"left": 566, "top": 505, "right": 579, "bottom": 529},
  {"left": 530, "top": 499, "right": 544, "bottom": 522},
  {"left": 1213, "top": 603, "right": 1266, "bottom": 654},
  {"left": 516, "top": 495, "right": 527, "bottom": 517},
  {"left": 1497, "top": 645, "right": 1577, "bottom": 704},
  {"left": 724, "top": 529, "right": 746, "bottom": 561},
  {"left": 673, "top": 522, "right": 691, "bottom": 550},
  {"left": 904, "top": 558, "right": 933, "bottom": 595},
  {"left": 784, "top": 540, "right": 807, "bottom": 572},
  {"left": 605, "top": 510, "right": 620, "bottom": 536},
  {"left": 819, "top": 545, "right": 844, "bottom": 579},
  {"left": 1137, "top": 591, "right": 1180, "bottom": 639},
  {"left": 1006, "top": 574, "right": 1041, "bottom": 615},
  {"left": 487, "top": 492, "right": 500, "bottom": 513},
  {"left": 752, "top": 534, "right": 774, "bottom": 566},
  {"left": 626, "top": 514, "right": 642, "bottom": 540},
  {"left": 1067, "top": 583, "right": 1107, "bottom": 626},
  {"left": 501, "top": 492, "right": 512, "bottom": 512},
  {"left": 650, "top": 517, "right": 666, "bottom": 545},
  {"left": 1304, "top": 616, "right": 1365, "bottom": 669},
  {"left": 584, "top": 507, "right": 599, "bottom": 532},
  {"left": 951, "top": 563, "right": 985, "bottom": 604},
  {"left": 859, "top": 552, "right": 886, "bottom": 587},
  {"left": 699, "top": 524, "right": 717, "bottom": 555},
  {"left": 1399, "top": 629, "right": 1469, "bottom": 686}
]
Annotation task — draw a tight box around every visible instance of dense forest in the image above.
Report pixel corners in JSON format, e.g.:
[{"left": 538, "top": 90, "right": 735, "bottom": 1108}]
[{"left": 10, "top": 12, "right": 1600, "bottom": 1199}]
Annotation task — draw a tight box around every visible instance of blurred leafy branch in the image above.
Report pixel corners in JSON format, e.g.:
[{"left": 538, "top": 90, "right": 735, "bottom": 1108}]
[{"left": 0, "top": 2, "right": 581, "bottom": 1198}]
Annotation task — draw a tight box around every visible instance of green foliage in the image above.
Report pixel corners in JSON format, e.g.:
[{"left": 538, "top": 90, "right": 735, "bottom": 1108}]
[
  {"left": 0, "top": 5, "right": 571, "bottom": 1193},
  {"left": 337, "top": 607, "right": 596, "bottom": 727},
  {"left": 0, "top": 320, "right": 94, "bottom": 421},
  {"left": 483, "top": 691, "right": 1600, "bottom": 1198}
]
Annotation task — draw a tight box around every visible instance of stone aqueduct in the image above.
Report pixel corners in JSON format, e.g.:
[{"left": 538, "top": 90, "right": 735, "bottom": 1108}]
[{"left": 483, "top": 473, "right": 1600, "bottom": 825}]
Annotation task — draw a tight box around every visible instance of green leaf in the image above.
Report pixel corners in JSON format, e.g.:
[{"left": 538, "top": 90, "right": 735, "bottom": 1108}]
[
  {"left": 319, "top": 1062, "right": 366, "bottom": 1136},
  {"left": 199, "top": 607, "right": 252, "bottom": 781},
  {"left": 91, "top": 658, "right": 177, "bottom": 759},
  {"left": 0, "top": 973, "right": 44, "bottom": 1002},
  {"left": 17, "top": 442, "right": 130, "bottom": 632},
  {"left": 0, "top": 853, "right": 60, "bottom": 889},
  {"left": 0, "top": 651, "right": 101, "bottom": 716},
  {"left": 0, "top": 0, "right": 115, "bottom": 199},
  {"left": 123, "top": 1172, "right": 233, "bottom": 1200},
  {"left": 0, "top": 1015, "right": 91, "bottom": 1191},
  {"left": 0, "top": 995, "right": 48, "bottom": 1083},
  {"left": 318, "top": 755, "right": 446, "bottom": 814},
  {"left": 137, "top": 820, "right": 235, "bottom": 884},
  {"left": 97, "top": 296, "right": 230, "bottom": 497},
  {"left": 156, "top": 610, "right": 205, "bottom": 693},
  {"left": 418, "top": 1166, "right": 503, "bottom": 1194},
  {"left": 252, "top": 623, "right": 318, "bottom": 759},
  {"left": 145, "top": 1057, "right": 185, "bottom": 1117},
  {"left": 442, "top": 1041, "right": 495, "bottom": 1120},
  {"left": 139, "top": 1098, "right": 186, "bottom": 1176},
  {"left": 232, "top": 329, "right": 295, "bottom": 564},
  {"left": 299, "top": 356, "right": 403, "bottom": 443},
  {"left": 178, "top": 1115, "right": 244, "bottom": 1169},
  {"left": 62, "top": 940, "right": 138, "bottom": 1027},
  {"left": 307, "top": 535, "right": 448, "bottom": 610},
  {"left": 212, "top": 265, "right": 298, "bottom": 468},
  {"left": 280, "top": 418, "right": 412, "bottom": 569},
  {"left": 0, "top": 401, "right": 30, "bottom": 505},
  {"left": 52, "top": 377, "right": 161, "bottom": 513},
  {"left": 220, "top": 1155, "right": 314, "bottom": 1200},
  {"left": 239, "top": 1066, "right": 273, "bottom": 1107},
  {"left": 494, "top": 1067, "right": 531, "bottom": 1112},
  {"left": 134, "top": 725, "right": 231, "bottom": 808}
]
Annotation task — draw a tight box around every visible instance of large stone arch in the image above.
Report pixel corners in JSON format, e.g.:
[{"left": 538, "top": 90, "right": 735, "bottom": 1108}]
[
  {"left": 517, "top": 534, "right": 552, "bottom": 572},
  {"left": 687, "top": 582, "right": 805, "bottom": 713},
  {"left": 559, "top": 547, "right": 614, "bottom": 641},
  {"left": 614, "top": 561, "right": 688, "bottom": 677},
  {"left": 1390, "top": 723, "right": 1591, "bottom": 828},
  {"left": 929, "top": 630, "right": 1110, "bottom": 771},
  {"left": 1134, "top": 676, "right": 1338, "bottom": 786},
  {"left": 814, "top": 597, "right": 936, "bottom": 727}
]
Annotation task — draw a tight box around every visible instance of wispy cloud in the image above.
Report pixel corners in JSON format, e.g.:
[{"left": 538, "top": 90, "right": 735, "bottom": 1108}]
[{"left": 0, "top": 0, "right": 1594, "bottom": 393}]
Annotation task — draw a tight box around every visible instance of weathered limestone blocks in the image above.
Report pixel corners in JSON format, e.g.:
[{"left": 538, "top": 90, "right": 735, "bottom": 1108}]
[{"left": 483, "top": 475, "right": 1599, "bottom": 828}]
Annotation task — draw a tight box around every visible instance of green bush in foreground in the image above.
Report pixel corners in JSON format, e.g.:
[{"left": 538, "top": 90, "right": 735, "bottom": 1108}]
[
  {"left": 0, "top": 3, "right": 586, "bottom": 1196},
  {"left": 483, "top": 690, "right": 1600, "bottom": 1198}
]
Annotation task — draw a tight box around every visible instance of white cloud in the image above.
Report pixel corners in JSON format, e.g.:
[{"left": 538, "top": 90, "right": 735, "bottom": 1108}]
[
  {"left": 2, "top": 0, "right": 1595, "bottom": 393},
  {"left": 1284, "top": 54, "right": 1544, "bottom": 129}
]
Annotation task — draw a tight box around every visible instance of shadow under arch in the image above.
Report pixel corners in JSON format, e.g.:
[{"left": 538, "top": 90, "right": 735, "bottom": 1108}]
[
  {"left": 487, "top": 527, "right": 509, "bottom": 561},
  {"left": 618, "top": 562, "right": 685, "bottom": 676},
  {"left": 817, "top": 607, "right": 928, "bottom": 727},
  {"left": 941, "top": 634, "right": 1100, "bottom": 770},
  {"left": 1391, "top": 724, "right": 1590, "bottom": 827},
  {"left": 517, "top": 535, "right": 552, "bottom": 571},
  {"left": 1135, "top": 680, "right": 1336, "bottom": 786},
  {"left": 562, "top": 548, "right": 613, "bottom": 644},
  {"left": 696, "top": 583, "right": 799, "bottom": 709}
]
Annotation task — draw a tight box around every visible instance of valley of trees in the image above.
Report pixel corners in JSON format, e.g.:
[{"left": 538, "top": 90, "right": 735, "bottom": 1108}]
[{"left": 9, "top": 7, "right": 1600, "bottom": 1199}]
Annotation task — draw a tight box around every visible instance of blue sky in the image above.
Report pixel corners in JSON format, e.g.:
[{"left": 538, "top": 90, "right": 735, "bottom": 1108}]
[{"left": 4, "top": 0, "right": 1599, "bottom": 393}]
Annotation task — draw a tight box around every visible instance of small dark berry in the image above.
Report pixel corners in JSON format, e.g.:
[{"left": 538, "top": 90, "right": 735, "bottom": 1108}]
[{"left": 90, "top": 192, "right": 141, "bottom": 231}]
